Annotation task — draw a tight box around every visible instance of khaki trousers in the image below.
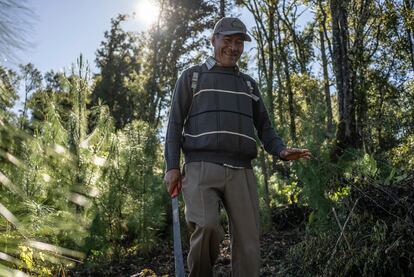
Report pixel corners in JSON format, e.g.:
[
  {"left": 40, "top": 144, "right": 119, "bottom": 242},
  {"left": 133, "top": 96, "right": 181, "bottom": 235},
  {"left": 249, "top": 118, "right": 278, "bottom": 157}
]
[{"left": 182, "top": 161, "right": 260, "bottom": 277}]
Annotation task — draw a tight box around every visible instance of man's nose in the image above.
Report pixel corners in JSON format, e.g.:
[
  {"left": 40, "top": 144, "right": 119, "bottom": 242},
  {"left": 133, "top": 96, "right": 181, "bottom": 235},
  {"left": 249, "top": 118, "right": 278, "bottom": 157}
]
[{"left": 229, "top": 41, "right": 236, "bottom": 50}]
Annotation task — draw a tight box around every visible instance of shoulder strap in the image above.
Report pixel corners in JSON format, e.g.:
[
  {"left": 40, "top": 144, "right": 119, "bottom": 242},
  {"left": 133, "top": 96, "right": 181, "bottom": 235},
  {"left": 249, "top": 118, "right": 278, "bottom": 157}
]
[
  {"left": 244, "top": 78, "right": 259, "bottom": 102},
  {"left": 183, "top": 65, "right": 202, "bottom": 128},
  {"left": 191, "top": 71, "right": 199, "bottom": 94},
  {"left": 246, "top": 79, "right": 253, "bottom": 93}
]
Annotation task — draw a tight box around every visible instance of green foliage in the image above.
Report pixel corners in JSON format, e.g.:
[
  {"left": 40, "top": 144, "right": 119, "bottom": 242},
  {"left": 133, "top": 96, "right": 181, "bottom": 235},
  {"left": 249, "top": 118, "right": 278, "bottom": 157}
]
[
  {"left": 291, "top": 73, "right": 331, "bottom": 145},
  {"left": 0, "top": 52, "right": 170, "bottom": 274},
  {"left": 0, "top": 66, "right": 19, "bottom": 114},
  {"left": 93, "top": 15, "right": 142, "bottom": 129},
  {"left": 18, "top": 63, "right": 43, "bottom": 130},
  {"left": 388, "top": 132, "right": 414, "bottom": 172},
  {"left": 123, "top": 0, "right": 217, "bottom": 127},
  {"left": 1, "top": 0, "right": 414, "bottom": 275},
  {"left": 0, "top": 57, "right": 114, "bottom": 275},
  {"left": 294, "top": 158, "right": 333, "bottom": 231},
  {"left": 272, "top": 178, "right": 301, "bottom": 206},
  {"left": 92, "top": 4, "right": 217, "bottom": 128},
  {"left": 280, "top": 173, "right": 414, "bottom": 277},
  {"left": 279, "top": 146, "right": 386, "bottom": 232},
  {"left": 83, "top": 120, "right": 166, "bottom": 266},
  {"left": 0, "top": 115, "right": 87, "bottom": 276}
]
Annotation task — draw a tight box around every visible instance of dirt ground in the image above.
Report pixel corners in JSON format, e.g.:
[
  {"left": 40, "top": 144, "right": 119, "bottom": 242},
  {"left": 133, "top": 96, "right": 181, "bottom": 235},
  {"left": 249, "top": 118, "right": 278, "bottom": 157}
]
[{"left": 75, "top": 204, "right": 307, "bottom": 276}]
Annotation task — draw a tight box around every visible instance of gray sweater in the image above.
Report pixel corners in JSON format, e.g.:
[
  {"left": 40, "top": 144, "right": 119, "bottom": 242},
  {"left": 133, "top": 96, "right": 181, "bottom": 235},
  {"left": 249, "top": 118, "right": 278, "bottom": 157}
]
[{"left": 165, "top": 57, "right": 286, "bottom": 171}]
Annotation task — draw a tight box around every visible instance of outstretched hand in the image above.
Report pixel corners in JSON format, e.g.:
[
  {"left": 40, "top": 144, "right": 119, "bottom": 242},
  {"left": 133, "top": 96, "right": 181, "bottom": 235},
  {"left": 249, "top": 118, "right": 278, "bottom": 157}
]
[
  {"left": 279, "top": 147, "right": 312, "bottom": 161},
  {"left": 164, "top": 169, "right": 182, "bottom": 197}
]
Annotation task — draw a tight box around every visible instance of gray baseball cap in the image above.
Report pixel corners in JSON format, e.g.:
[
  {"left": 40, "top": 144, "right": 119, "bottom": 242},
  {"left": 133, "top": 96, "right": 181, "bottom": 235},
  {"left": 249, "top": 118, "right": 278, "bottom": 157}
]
[{"left": 213, "top": 17, "right": 252, "bottom": 42}]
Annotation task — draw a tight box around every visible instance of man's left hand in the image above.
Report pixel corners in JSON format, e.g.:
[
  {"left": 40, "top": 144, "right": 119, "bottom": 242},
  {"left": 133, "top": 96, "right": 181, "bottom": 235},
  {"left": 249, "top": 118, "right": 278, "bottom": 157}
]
[{"left": 279, "top": 148, "right": 312, "bottom": 161}]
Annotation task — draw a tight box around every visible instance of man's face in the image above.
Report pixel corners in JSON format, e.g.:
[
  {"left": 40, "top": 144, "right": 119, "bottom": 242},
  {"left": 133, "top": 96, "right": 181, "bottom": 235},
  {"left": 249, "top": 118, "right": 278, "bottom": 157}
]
[{"left": 212, "top": 33, "right": 244, "bottom": 67}]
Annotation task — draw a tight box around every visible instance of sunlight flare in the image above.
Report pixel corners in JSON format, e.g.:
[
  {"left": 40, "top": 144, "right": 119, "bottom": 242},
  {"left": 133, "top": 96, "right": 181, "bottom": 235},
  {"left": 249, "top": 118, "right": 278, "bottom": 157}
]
[
  {"left": 92, "top": 156, "right": 106, "bottom": 166},
  {"left": 28, "top": 240, "right": 86, "bottom": 259},
  {"left": 42, "top": 174, "right": 51, "bottom": 182},
  {"left": 134, "top": 0, "right": 160, "bottom": 25}
]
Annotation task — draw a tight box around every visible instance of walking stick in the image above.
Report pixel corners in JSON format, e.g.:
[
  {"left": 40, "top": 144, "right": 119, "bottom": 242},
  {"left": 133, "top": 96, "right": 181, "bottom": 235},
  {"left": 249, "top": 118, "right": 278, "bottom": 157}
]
[{"left": 172, "top": 186, "right": 185, "bottom": 277}]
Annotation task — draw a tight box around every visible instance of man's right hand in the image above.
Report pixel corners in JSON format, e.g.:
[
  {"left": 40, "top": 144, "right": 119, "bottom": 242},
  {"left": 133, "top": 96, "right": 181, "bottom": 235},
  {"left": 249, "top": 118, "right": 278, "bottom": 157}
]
[{"left": 164, "top": 169, "right": 182, "bottom": 197}]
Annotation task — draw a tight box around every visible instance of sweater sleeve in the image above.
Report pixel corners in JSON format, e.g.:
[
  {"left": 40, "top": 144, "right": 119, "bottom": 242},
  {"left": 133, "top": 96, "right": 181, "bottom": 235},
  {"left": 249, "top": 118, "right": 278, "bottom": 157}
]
[
  {"left": 251, "top": 80, "right": 287, "bottom": 159},
  {"left": 164, "top": 69, "right": 193, "bottom": 171}
]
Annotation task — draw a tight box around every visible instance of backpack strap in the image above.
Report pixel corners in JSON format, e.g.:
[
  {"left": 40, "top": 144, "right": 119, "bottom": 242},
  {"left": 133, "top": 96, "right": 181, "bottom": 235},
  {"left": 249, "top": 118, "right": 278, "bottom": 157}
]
[
  {"left": 245, "top": 79, "right": 260, "bottom": 102},
  {"left": 183, "top": 65, "right": 202, "bottom": 128},
  {"left": 191, "top": 71, "right": 199, "bottom": 94}
]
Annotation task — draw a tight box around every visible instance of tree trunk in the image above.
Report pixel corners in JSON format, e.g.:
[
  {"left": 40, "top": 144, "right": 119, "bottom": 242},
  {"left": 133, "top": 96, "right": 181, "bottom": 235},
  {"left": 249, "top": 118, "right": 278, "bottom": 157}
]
[
  {"left": 220, "top": 0, "right": 226, "bottom": 17},
  {"left": 330, "top": 0, "right": 360, "bottom": 158},
  {"left": 318, "top": 0, "right": 333, "bottom": 58},
  {"left": 245, "top": 0, "right": 289, "bottom": 178},
  {"left": 279, "top": 1, "right": 311, "bottom": 108},
  {"left": 276, "top": 17, "right": 297, "bottom": 144},
  {"left": 403, "top": 0, "right": 414, "bottom": 72},
  {"left": 319, "top": 18, "right": 334, "bottom": 137},
  {"left": 353, "top": 0, "right": 372, "bottom": 153},
  {"left": 266, "top": 6, "right": 276, "bottom": 125}
]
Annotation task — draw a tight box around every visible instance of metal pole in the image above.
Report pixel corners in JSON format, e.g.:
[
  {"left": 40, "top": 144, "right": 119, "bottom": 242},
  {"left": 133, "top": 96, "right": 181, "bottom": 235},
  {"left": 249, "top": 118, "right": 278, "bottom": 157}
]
[{"left": 172, "top": 187, "right": 185, "bottom": 277}]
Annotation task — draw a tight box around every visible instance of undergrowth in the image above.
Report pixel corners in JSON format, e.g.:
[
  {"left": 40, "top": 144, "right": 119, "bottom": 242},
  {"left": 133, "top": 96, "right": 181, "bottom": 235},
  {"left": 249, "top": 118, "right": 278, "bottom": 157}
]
[{"left": 280, "top": 170, "right": 414, "bottom": 276}]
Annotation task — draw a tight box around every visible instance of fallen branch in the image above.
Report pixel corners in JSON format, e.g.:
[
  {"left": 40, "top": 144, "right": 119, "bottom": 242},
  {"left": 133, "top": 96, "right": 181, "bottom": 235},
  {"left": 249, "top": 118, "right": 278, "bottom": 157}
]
[{"left": 331, "top": 198, "right": 360, "bottom": 257}]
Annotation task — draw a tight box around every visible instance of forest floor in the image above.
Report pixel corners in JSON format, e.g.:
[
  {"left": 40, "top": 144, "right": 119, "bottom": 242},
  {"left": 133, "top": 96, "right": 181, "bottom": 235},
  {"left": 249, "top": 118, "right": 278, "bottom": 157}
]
[
  {"left": 67, "top": 172, "right": 414, "bottom": 277},
  {"left": 74, "top": 204, "right": 308, "bottom": 276},
  {"left": 128, "top": 229, "right": 304, "bottom": 277},
  {"left": 72, "top": 172, "right": 414, "bottom": 276}
]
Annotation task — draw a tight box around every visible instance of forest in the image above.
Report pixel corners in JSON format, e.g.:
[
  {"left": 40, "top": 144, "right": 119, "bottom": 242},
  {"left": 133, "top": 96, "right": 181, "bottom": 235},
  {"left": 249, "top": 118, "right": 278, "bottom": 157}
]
[{"left": 0, "top": 0, "right": 413, "bottom": 276}]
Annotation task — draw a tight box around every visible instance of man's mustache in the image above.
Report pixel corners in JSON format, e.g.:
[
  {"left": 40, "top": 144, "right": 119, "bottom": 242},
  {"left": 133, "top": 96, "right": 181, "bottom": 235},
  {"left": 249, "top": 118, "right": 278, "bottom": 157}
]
[{"left": 223, "top": 50, "right": 240, "bottom": 56}]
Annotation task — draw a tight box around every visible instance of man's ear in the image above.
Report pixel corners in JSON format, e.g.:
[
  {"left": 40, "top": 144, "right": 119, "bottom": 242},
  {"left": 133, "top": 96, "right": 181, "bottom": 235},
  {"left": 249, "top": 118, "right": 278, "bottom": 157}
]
[{"left": 211, "top": 35, "right": 216, "bottom": 47}]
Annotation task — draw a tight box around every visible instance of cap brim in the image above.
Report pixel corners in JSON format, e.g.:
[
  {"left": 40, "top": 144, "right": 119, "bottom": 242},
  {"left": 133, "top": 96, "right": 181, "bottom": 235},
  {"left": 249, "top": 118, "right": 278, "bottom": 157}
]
[{"left": 217, "top": 31, "right": 252, "bottom": 42}]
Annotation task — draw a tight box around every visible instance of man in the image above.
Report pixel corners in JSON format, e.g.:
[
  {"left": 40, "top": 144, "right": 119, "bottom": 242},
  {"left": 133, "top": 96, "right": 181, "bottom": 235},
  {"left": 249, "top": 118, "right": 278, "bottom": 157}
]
[{"left": 164, "top": 17, "right": 311, "bottom": 277}]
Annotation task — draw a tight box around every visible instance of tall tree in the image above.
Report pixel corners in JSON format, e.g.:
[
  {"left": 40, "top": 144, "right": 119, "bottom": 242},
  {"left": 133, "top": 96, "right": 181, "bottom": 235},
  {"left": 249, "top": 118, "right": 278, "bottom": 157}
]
[
  {"left": 28, "top": 71, "right": 72, "bottom": 125},
  {"left": 126, "top": 0, "right": 217, "bottom": 127},
  {"left": 276, "top": 17, "right": 298, "bottom": 144},
  {"left": 220, "top": 0, "right": 226, "bottom": 17},
  {"left": 92, "top": 15, "right": 141, "bottom": 129},
  {"left": 316, "top": 1, "right": 334, "bottom": 137},
  {"left": 349, "top": 0, "right": 376, "bottom": 152},
  {"left": 18, "top": 63, "right": 42, "bottom": 130},
  {"left": 329, "top": 0, "right": 361, "bottom": 157},
  {"left": 402, "top": 0, "right": 414, "bottom": 71},
  {"left": 278, "top": 0, "right": 315, "bottom": 76},
  {"left": 239, "top": 0, "right": 285, "bottom": 209},
  {"left": 0, "top": 66, "right": 19, "bottom": 115}
]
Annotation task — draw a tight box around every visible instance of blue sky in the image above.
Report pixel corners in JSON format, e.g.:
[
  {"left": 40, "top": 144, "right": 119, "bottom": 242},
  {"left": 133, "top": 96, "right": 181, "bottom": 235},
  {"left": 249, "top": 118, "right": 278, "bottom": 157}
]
[
  {"left": 2, "top": 0, "right": 314, "bottom": 114},
  {"left": 2, "top": 0, "right": 153, "bottom": 73},
  {"left": 2, "top": 0, "right": 255, "bottom": 75},
  {"left": 1, "top": 0, "right": 262, "bottom": 114},
  {"left": 1, "top": 1, "right": 313, "bottom": 75}
]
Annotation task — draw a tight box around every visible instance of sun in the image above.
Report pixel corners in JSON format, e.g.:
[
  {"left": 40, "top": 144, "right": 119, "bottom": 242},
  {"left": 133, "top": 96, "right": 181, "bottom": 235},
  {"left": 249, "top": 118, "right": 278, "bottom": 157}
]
[{"left": 135, "top": 0, "right": 160, "bottom": 25}]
